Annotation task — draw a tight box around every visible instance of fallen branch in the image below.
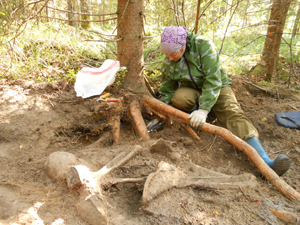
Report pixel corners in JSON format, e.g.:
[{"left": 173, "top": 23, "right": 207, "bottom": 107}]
[{"left": 143, "top": 95, "right": 300, "bottom": 201}]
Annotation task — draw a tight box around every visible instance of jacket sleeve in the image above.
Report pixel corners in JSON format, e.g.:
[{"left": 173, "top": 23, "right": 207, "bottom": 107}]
[
  {"left": 159, "top": 63, "right": 178, "bottom": 105},
  {"left": 197, "top": 39, "right": 223, "bottom": 112}
]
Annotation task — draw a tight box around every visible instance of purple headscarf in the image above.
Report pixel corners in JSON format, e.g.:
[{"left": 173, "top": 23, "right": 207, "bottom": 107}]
[{"left": 161, "top": 26, "right": 187, "bottom": 54}]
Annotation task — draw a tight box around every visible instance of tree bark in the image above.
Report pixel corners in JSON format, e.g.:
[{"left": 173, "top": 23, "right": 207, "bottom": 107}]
[
  {"left": 262, "top": 0, "right": 292, "bottom": 81},
  {"left": 292, "top": 1, "right": 300, "bottom": 38},
  {"left": 80, "top": 0, "right": 92, "bottom": 29},
  {"left": 68, "top": 0, "right": 75, "bottom": 26},
  {"left": 194, "top": 0, "right": 201, "bottom": 34},
  {"left": 117, "top": 0, "right": 146, "bottom": 92}
]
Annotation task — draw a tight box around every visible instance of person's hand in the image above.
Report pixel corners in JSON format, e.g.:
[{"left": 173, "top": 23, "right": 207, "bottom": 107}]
[{"left": 188, "top": 109, "right": 209, "bottom": 127}]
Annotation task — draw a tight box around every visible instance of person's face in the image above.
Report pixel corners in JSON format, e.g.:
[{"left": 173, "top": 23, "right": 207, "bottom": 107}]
[{"left": 164, "top": 46, "right": 186, "bottom": 61}]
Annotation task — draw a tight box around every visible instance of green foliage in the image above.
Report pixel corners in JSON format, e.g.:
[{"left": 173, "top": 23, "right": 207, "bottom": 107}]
[
  {"left": 115, "top": 69, "right": 128, "bottom": 86},
  {"left": 0, "top": 22, "right": 107, "bottom": 82},
  {"left": 63, "top": 69, "right": 77, "bottom": 82},
  {"left": 143, "top": 35, "right": 165, "bottom": 82},
  {"left": 0, "top": 0, "right": 299, "bottom": 89}
]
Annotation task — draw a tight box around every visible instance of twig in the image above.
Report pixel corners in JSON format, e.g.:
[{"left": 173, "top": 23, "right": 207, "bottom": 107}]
[
  {"left": 288, "top": 104, "right": 299, "bottom": 111},
  {"left": 219, "top": 1, "right": 239, "bottom": 55},
  {"left": 207, "top": 135, "right": 217, "bottom": 151},
  {"left": 38, "top": 16, "right": 117, "bottom": 23},
  {"left": 85, "top": 37, "right": 123, "bottom": 43},
  {"left": 198, "top": 135, "right": 217, "bottom": 151},
  {"left": 45, "top": 6, "right": 117, "bottom": 16},
  {"left": 99, "top": 45, "right": 117, "bottom": 58}
]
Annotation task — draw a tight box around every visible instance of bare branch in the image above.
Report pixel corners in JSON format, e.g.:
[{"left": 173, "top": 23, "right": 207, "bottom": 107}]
[
  {"left": 219, "top": 1, "right": 240, "bottom": 55},
  {"left": 45, "top": 6, "right": 117, "bottom": 17},
  {"left": 38, "top": 16, "right": 117, "bottom": 23}
]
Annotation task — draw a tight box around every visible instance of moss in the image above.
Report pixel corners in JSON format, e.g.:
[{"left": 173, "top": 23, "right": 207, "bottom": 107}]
[
  {"left": 258, "top": 80, "right": 274, "bottom": 87},
  {"left": 248, "top": 64, "right": 265, "bottom": 77},
  {"left": 278, "top": 69, "right": 290, "bottom": 81}
]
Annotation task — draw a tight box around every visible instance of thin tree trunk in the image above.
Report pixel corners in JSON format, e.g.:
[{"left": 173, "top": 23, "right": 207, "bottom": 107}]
[
  {"left": 194, "top": 0, "right": 202, "bottom": 34},
  {"left": 243, "top": 0, "right": 250, "bottom": 27},
  {"left": 80, "top": 0, "right": 92, "bottom": 29},
  {"left": 68, "top": 0, "right": 75, "bottom": 26},
  {"left": 292, "top": 1, "right": 300, "bottom": 38},
  {"left": 262, "top": 0, "right": 292, "bottom": 82},
  {"left": 181, "top": 0, "right": 186, "bottom": 27},
  {"left": 117, "top": 0, "right": 146, "bottom": 92},
  {"left": 219, "top": 1, "right": 239, "bottom": 55},
  {"left": 101, "top": 0, "right": 106, "bottom": 25}
]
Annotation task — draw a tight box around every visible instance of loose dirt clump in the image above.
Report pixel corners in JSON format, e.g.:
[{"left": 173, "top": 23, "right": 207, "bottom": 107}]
[{"left": 0, "top": 75, "right": 300, "bottom": 225}]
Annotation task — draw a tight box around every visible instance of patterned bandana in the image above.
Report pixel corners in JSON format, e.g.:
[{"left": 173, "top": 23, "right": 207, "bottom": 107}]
[{"left": 161, "top": 26, "right": 187, "bottom": 54}]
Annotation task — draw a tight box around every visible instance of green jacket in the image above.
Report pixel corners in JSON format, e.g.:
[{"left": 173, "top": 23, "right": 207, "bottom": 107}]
[{"left": 159, "top": 32, "right": 232, "bottom": 112}]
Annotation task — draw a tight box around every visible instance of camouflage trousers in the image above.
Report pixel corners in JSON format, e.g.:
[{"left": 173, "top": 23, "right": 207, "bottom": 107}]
[{"left": 171, "top": 86, "right": 258, "bottom": 141}]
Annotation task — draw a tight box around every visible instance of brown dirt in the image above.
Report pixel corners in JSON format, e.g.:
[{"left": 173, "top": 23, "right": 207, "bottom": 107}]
[{"left": 0, "top": 74, "right": 300, "bottom": 225}]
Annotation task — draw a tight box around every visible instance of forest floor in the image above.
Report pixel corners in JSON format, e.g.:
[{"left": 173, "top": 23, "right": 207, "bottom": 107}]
[{"left": 0, "top": 69, "right": 300, "bottom": 225}]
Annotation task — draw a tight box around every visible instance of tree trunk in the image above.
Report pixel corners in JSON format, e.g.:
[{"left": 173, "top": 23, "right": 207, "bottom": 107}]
[
  {"left": 80, "top": 0, "right": 92, "bottom": 29},
  {"left": 194, "top": 0, "right": 201, "bottom": 34},
  {"left": 117, "top": 0, "right": 146, "bottom": 92},
  {"left": 292, "top": 1, "right": 300, "bottom": 38},
  {"left": 68, "top": 0, "right": 75, "bottom": 26},
  {"left": 262, "top": 0, "right": 292, "bottom": 82},
  {"left": 101, "top": 0, "right": 105, "bottom": 24},
  {"left": 242, "top": 0, "right": 250, "bottom": 27}
]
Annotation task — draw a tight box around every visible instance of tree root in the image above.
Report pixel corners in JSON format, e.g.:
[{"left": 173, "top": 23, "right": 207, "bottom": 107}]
[
  {"left": 112, "top": 115, "right": 121, "bottom": 144},
  {"left": 128, "top": 100, "right": 150, "bottom": 140},
  {"left": 268, "top": 207, "right": 300, "bottom": 224},
  {"left": 142, "top": 95, "right": 300, "bottom": 201}
]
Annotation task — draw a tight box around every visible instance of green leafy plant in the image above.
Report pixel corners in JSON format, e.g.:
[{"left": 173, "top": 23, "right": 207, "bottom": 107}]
[
  {"left": 115, "top": 69, "right": 128, "bottom": 86},
  {"left": 64, "top": 69, "right": 77, "bottom": 82}
]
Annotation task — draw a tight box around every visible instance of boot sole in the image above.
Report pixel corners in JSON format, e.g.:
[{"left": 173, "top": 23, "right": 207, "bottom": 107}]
[{"left": 271, "top": 154, "right": 291, "bottom": 176}]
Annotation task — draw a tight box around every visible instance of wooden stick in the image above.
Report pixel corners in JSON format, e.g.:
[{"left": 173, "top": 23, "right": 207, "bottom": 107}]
[
  {"left": 128, "top": 100, "right": 150, "bottom": 140},
  {"left": 143, "top": 95, "right": 300, "bottom": 201}
]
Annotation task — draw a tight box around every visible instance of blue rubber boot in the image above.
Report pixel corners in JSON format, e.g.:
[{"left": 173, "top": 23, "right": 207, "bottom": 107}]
[{"left": 246, "top": 137, "right": 291, "bottom": 176}]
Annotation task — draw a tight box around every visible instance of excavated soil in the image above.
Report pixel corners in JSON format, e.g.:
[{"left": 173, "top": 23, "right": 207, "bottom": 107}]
[{"left": 0, "top": 74, "right": 300, "bottom": 225}]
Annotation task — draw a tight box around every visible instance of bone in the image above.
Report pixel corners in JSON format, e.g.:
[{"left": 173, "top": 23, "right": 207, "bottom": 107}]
[
  {"left": 69, "top": 145, "right": 143, "bottom": 225},
  {"left": 142, "top": 161, "right": 258, "bottom": 206},
  {"left": 76, "top": 194, "right": 107, "bottom": 225}
]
